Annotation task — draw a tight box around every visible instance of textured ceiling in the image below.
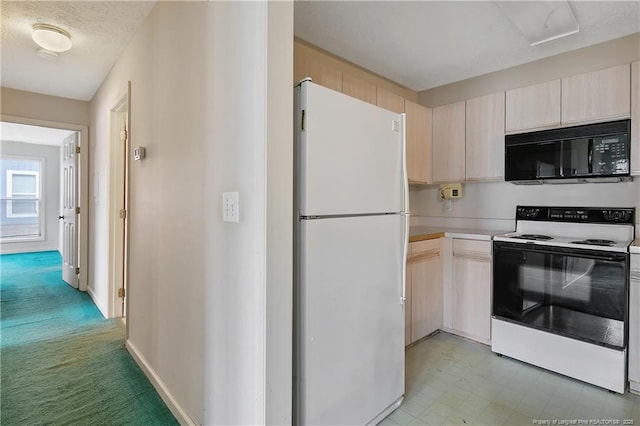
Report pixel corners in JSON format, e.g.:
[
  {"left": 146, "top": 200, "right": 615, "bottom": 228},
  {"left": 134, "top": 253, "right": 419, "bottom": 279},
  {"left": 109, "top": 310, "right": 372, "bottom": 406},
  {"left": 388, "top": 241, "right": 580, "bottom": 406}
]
[
  {"left": 1, "top": 1, "right": 637, "bottom": 101},
  {"left": 294, "top": 1, "right": 640, "bottom": 91},
  {"left": 1, "top": 121, "right": 75, "bottom": 146},
  {"left": 1, "top": 1, "right": 156, "bottom": 101}
]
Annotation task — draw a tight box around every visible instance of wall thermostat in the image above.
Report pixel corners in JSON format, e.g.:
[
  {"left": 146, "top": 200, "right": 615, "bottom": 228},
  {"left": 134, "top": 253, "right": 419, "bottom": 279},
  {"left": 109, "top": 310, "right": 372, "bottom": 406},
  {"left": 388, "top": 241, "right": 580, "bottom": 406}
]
[
  {"left": 439, "top": 183, "right": 463, "bottom": 199},
  {"left": 133, "top": 147, "right": 146, "bottom": 161}
]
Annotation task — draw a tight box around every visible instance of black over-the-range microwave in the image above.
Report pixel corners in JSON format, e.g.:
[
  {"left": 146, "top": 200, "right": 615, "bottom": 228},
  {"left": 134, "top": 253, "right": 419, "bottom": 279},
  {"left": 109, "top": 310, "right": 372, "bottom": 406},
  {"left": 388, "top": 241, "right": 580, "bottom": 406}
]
[{"left": 505, "top": 119, "right": 631, "bottom": 183}]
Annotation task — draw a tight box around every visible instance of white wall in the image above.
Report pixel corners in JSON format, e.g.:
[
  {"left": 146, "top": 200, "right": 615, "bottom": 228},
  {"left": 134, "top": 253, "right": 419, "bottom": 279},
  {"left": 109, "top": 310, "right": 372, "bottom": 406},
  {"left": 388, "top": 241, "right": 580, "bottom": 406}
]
[
  {"left": 1, "top": 88, "right": 90, "bottom": 126},
  {"left": 204, "top": 2, "right": 293, "bottom": 424},
  {"left": 90, "top": 1, "right": 293, "bottom": 424},
  {"left": 90, "top": 3, "right": 205, "bottom": 422},
  {"left": 0, "top": 141, "right": 60, "bottom": 254}
]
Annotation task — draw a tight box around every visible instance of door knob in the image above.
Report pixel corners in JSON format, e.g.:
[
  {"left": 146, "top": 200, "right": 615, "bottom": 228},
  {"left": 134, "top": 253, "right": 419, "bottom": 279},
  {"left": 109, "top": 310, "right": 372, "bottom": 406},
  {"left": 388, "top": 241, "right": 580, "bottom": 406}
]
[{"left": 58, "top": 215, "right": 64, "bottom": 220}]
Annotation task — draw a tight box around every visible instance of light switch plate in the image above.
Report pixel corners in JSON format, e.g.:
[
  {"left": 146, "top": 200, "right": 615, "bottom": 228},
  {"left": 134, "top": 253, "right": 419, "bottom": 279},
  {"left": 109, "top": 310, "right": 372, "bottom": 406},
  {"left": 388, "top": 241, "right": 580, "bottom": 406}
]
[
  {"left": 133, "top": 147, "right": 146, "bottom": 161},
  {"left": 223, "top": 192, "right": 239, "bottom": 223}
]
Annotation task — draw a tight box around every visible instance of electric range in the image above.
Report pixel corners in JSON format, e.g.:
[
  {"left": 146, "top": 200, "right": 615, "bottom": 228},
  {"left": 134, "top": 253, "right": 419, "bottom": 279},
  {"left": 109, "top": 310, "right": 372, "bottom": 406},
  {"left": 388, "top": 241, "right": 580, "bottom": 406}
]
[{"left": 491, "top": 206, "right": 635, "bottom": 393}]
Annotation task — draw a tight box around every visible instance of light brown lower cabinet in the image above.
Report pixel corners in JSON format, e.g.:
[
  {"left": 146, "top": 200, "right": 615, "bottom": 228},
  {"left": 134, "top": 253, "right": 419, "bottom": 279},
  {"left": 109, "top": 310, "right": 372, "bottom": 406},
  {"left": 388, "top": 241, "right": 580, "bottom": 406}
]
[
  {"left": 406, "top": 239, "right": 442, "bottom": 346},
  {"left": 451, "top": 239, "right": 492, "bottom": 344}
]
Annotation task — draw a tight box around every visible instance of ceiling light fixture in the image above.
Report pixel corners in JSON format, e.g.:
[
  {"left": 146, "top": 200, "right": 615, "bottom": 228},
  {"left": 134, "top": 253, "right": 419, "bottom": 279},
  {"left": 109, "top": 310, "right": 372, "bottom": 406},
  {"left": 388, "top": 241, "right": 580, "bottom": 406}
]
[
  {"left": 495, "top": 1, "right": 579, "bottom": 46},
  {"left": 32, "top": 23, "right": 72, "bottom": 55}
]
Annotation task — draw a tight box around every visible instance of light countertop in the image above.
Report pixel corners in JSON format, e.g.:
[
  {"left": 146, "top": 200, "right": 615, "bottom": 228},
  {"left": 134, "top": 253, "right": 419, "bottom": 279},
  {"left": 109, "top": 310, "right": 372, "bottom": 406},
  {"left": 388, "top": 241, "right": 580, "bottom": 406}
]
[
  {"left": 409, "top": 226, "right": 510, "bottom": 243},
  {"left": 630, "top": 239, "right": 640, "bottom": 254}
]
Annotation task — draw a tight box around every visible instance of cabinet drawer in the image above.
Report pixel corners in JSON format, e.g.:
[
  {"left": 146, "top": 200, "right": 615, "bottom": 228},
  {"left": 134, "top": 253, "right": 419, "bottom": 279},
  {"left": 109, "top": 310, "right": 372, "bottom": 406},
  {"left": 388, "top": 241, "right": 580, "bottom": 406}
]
[
  {"left": 409, "top": 239, "right": 440, "bottom": 255},
  {"left": 453, "top": 239, "right": 491, "bottom": 260}
]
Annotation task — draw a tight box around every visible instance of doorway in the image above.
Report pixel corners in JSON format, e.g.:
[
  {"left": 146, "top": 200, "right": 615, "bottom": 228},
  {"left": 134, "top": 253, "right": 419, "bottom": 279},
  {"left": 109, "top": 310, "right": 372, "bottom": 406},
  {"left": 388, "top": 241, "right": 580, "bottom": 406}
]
[
  {"left": 108, "top": 85, "right": 130, "bottom": 319},
  {"left": 0, "top": 118, "right": 87, "bottom": 291}
]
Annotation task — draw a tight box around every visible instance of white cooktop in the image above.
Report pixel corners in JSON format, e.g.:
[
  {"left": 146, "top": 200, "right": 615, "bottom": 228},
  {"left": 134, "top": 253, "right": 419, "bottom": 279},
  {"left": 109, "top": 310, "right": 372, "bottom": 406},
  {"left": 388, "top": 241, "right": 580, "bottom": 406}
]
[{"left": 493, "top": 221, "right": 634, "bottom": 253}]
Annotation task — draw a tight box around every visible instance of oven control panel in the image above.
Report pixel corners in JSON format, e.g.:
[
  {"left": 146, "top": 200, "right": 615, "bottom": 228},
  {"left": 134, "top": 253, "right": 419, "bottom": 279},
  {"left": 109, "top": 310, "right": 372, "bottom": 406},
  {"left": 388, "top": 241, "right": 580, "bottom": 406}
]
[
  {"left": 516, "top": 207, "right": 540, "bottom": 218},
  {"left": 516, "top": 206, "right": 635, "bottom": 224},
  {"left": 602, "top": 209, "right": 633, "bottom": 223}
]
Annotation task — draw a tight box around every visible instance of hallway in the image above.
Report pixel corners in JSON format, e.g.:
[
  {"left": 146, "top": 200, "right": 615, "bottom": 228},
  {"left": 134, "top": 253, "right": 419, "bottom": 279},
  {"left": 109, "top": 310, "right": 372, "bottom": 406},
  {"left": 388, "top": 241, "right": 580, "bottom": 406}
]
[{"left": 0, "top": 251, "right": 176, "bottom": 424}]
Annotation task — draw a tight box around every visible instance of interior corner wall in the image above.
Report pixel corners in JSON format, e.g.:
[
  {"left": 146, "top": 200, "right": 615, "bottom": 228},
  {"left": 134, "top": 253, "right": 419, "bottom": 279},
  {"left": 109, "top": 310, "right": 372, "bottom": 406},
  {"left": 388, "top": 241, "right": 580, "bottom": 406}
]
[
  {"left": 0, "top": 141, "right": 60, "bottom": 254},
  {"left": 204, "top": 1, "right": 277, "bottom": 424},
  {"left": 89, "top": 2, "right": 207, "bottom": 423},
  {"left": 265, "top": 2, "right": 294, "bottom": 424}
]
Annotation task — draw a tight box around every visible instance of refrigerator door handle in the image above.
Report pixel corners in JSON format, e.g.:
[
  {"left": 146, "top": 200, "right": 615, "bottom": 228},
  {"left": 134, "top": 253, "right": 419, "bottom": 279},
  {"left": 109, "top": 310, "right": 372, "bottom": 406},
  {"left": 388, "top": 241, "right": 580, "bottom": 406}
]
[
  {"left": 401, "top": 212, "right": 409, "bottom": 305},
  {"left": 401, "top": 113, "right": 409, "bottom": 214},
  {"left": 400, "top": 113, "right": 408, "bottom": 305}
]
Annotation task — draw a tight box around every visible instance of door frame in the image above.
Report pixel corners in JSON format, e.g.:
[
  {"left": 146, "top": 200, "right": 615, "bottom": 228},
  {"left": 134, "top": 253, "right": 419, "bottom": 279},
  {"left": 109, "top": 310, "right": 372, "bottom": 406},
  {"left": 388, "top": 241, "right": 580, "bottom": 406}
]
[
  {"left": 1, "top": 114, "right": 89, "bottom": 292},
  {"left": 108, "top": 83, "right": 131, "bottom": 319}
]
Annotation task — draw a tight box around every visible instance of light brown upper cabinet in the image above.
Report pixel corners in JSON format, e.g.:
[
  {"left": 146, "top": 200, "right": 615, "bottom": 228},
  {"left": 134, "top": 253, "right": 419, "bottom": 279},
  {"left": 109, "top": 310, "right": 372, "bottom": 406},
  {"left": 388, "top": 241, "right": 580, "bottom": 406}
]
[
  {"left": 561, "top": 64, "right": 631, "bottom": 126},
  {"left": 342, "top": 73, "right": 377, "bottom": 105},
  {"left": 404, "top": 100, "right": 432, "bottom": 184},
  {"left": 465, "top": 92, "right": 505, "bottom": 181},
  {"left": 432, "top": 101, "right": 466, "bottom": 183},
  {"left": 294, "top": 56, "right": 343, "bottom": 93},
  {"left": 506, "top": 80, "right": 561, "bottom": 133},
  {"left": 376, "top": 87, "right": 405, "bottom": 114},
  {"left": 632, "top": 61, "right": 640, "bottom": 176}
]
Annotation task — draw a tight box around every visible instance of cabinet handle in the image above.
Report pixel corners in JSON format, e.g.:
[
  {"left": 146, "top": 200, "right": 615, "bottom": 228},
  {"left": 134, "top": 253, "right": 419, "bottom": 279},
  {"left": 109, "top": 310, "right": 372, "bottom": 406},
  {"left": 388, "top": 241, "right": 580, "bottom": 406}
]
[
  {"left": 453, "top": 252, "right": 491, "bottom": 262},
  {"left": 407, "top": 250, "right": 440, "bottom": 263}
]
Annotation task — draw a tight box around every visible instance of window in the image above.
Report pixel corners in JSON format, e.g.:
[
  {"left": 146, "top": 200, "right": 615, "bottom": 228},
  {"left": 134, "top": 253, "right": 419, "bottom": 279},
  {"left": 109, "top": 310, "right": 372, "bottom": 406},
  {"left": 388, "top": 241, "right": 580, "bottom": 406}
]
[
  {"left": 1, "top": 157, "right": 43, "bottom": 240},
  {"left": 7, "top": 170, "right": 40, "bottom": 217}
]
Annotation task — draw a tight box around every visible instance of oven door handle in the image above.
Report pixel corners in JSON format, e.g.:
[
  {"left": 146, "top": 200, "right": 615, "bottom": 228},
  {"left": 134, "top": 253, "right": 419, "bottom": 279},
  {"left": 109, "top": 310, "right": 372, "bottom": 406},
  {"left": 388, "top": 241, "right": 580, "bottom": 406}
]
[{"left": 494, "top": 243, "right": 627, "bottom": 262}]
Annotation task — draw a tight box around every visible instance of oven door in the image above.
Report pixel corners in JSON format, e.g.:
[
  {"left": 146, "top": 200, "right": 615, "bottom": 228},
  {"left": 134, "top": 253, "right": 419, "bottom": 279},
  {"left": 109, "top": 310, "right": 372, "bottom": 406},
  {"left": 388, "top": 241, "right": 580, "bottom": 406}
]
[{"left": 493, "top": 241, "right": 629, "bottom": 349}]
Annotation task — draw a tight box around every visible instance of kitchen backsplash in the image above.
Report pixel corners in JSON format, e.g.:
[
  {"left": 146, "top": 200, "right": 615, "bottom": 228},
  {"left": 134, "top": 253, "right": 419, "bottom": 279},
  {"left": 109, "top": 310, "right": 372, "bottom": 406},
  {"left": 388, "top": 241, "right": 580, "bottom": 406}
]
[{"left": 409, "top": 180, "right": 640, "bottom": 230}]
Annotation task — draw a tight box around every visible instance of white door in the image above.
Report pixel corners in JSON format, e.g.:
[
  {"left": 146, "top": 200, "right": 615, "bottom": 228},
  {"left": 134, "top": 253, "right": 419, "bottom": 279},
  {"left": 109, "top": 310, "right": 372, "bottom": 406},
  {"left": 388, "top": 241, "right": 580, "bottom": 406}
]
[
  {"left": 297, "top": 81, "right": 404, "bottom": 216},
  {"left": 297, "top": 214, "right": 405, "bottom": 425},
  {"left": 61, "top": 133, "right": 78, "bottom": 288}
]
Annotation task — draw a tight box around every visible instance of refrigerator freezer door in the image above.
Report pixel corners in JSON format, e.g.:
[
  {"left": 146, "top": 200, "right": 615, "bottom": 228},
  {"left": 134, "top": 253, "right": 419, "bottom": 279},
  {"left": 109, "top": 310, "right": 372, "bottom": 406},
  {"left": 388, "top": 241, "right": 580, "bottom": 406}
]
[
  {"left": 297, "top": 214, "right": 405, "bottom": 425},
  {"left": 298, "top": 81, "right": 404, "bottom": 216}
]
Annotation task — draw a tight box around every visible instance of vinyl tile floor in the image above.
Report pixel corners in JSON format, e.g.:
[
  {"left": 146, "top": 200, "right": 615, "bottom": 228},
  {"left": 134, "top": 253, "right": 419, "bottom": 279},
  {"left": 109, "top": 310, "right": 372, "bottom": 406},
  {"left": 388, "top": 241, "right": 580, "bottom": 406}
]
[{"left": 382, "top": 332, "right": 640, "bottom": 426}]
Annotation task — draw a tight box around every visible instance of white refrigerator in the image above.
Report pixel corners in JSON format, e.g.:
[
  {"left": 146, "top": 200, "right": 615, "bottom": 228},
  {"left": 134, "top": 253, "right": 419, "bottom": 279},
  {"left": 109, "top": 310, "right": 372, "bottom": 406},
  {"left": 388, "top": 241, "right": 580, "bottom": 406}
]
[{"left": 294, "top": 80, "right": 408, "bottom": 425}]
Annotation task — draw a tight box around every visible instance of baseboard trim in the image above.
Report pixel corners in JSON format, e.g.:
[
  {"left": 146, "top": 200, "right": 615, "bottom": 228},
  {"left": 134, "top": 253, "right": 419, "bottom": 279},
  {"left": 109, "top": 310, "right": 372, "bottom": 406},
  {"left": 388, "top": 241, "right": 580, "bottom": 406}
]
[
  {"left": 86, "top": 286, "right": 109, "bottom": 319},
  {"left": 126, "top": 340, "right": 196, "bottom": 426}
]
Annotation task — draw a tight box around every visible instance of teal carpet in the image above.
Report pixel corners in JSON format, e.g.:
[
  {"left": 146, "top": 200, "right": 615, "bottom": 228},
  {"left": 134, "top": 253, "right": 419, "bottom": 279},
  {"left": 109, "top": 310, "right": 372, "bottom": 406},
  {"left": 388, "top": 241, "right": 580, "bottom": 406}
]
[{"left": 0, "top": 251, "right": 178, "bottom": 425}]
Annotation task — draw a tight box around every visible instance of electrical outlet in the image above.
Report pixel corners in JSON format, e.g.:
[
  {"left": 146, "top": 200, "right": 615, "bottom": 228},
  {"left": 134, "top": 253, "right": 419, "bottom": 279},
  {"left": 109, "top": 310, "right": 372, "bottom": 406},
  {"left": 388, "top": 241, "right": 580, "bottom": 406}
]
[{"left": 223, "top": 192, "right": 240, "bottom": 223}]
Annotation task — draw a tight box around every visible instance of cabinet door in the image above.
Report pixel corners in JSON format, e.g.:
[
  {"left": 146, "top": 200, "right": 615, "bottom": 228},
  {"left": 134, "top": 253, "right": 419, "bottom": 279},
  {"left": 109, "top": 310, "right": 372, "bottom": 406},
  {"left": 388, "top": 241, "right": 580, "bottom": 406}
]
[
  {"left": 342, "top": 73, "right": 376, "bottom": 105},
  {"left": 452, "top": 240, "right": 491, "bottom": 344},
  {"left": 432, "top": 101, "right": 466, "bottom": 183},
  {"left": 376, "top": 87, "right": 405, "bottom": 114},
  {"left": 632, "top": 62, "right": 640, "bottom": 175},
  {"left": 405, "top": 262, "right": 412, "bottom": 346},
  {"left": 407, "top": 240, "right": 442, "bottom": 344},
  {"left": 410, "top": 252, "right": 442, "bottom": 343},
  {"left": 506, "top": 80, "right": 561, "bottom": 133},
  {"left": 465, "top": 92, "right": 505, "bottom": 181},
  {"left": 405, "top": 100, "right": 432, "bottom": 184},
  {"left": 561, "top": 64, "right": 631, "bottom": 125}
]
